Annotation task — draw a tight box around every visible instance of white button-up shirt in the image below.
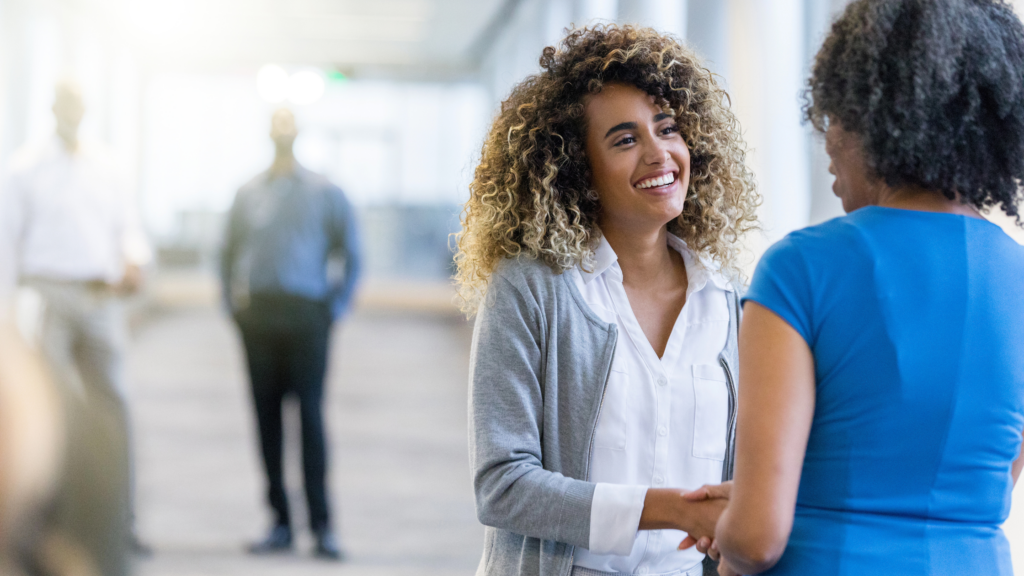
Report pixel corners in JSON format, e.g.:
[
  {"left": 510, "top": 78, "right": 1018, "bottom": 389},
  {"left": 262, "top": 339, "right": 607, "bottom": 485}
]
[
  {"left": 573, "top": 233, "right": 733, "bottom": 576},
  {"left": 1, "top": 138, "right": 151, "bottom": 287}
]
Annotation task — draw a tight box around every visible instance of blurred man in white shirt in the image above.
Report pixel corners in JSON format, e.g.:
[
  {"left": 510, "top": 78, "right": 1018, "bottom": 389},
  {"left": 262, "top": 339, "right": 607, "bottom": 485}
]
[{"left": 1, "top": 80, "right": 151, "bottom": 558}]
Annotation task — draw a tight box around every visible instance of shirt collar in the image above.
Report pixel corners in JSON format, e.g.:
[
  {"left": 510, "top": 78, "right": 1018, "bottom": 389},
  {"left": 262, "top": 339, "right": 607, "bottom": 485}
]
[
  {"left": 667, "top": 234, "right": 734, "bottom": 293},
  {"left": 579, "top": 234, "right": 620, "bottom": 284},
  {"left": 579, "top": 232, "right": 734, "bottom": 293}
]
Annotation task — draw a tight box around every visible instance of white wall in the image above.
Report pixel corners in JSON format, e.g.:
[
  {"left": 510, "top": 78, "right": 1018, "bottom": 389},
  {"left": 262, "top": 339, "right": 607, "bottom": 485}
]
[{"left": 725, "top": 0, "right": 810, "bottom": 265}]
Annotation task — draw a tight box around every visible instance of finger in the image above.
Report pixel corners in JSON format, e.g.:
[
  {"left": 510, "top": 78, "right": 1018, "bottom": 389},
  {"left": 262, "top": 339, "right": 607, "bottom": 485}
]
[
  {"left": 681, "top": 486, "right": 710, "bottom": 501},
  {"left": 677, "top": 536, "right": 697, "bottom": 550},
  {"left": 695, "top": 537, "right": 712, "bottom": 554},
  {"left": 704, "top": 485, "right": 729, "bottom": 499}
]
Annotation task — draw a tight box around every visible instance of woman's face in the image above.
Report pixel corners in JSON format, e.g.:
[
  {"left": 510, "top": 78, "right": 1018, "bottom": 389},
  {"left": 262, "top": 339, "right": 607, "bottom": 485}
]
[
  {"left": 825, "top": 122, "right": 881, "bottom": 213},
  {"left": 584, "top": 83, "right": 690, "bottom": 234}
]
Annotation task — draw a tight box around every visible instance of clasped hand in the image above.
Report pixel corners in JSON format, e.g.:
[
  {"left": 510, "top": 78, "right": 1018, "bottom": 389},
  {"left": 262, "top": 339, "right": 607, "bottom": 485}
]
[
  {"left": 639, "top": 481, "right": 737, "bottom": 574},
  {"left": 677, "top": 481, "right": 738, "bottom": 576}
]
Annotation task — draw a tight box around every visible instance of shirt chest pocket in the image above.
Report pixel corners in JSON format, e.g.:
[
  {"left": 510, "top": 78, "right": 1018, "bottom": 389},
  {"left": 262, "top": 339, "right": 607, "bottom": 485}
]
[
  {"left": 593, "top": 353, "right": 631, "bottom": 451},
  {"left": 692, "top": 363, "right": 728, "bottom": 461}
]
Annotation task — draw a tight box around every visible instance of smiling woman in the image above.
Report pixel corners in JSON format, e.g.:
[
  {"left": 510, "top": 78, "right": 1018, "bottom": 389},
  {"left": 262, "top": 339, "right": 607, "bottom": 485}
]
[
  {"left": 457, "top": 25, "right": 759, "bottom": 576},
  {"left": 455, "top": 25, "right": 758, "bottom": 310}
]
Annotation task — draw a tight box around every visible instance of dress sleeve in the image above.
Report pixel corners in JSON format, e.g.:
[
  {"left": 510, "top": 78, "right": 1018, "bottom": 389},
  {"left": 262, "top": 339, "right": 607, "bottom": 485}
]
[{"left": 742, "top": 234, "right": 816, "bottom": 345}]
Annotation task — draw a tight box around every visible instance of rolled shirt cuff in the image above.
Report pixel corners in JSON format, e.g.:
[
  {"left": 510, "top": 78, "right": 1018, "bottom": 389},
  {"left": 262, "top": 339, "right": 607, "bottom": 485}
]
[{"left": 587, "top": 483, "right": 648, "bottom": 556}]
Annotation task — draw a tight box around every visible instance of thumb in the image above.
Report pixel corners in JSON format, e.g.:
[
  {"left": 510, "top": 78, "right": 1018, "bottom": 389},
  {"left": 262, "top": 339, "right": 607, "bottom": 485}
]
[{"left": 681, "top": 486, "right": 711, "bottom": 501}]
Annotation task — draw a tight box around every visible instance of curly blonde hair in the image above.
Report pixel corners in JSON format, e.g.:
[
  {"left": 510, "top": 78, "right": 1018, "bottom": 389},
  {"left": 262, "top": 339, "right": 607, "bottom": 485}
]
[{"left": 455, "top": 25, "right": 759, "bottom": 312}]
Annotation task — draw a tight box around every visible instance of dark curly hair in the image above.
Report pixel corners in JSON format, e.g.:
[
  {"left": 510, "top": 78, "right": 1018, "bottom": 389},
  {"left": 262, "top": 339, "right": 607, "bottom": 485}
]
[
  {"left": 455, "top": 25, "right": 759, "bottom": 311},
  {"left": 805, "top": 0, "right": 1024, "bottom": 221}
]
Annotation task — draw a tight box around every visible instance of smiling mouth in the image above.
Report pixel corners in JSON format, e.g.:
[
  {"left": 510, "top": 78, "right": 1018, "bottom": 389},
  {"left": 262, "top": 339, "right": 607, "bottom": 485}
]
[{"left": 634, "top": 172, "right": 676, "bottom": 189}]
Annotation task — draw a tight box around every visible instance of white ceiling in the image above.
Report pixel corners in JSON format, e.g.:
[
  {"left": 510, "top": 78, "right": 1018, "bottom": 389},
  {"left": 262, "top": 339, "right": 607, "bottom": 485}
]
[{"left": 47, "top": 0, "right": 510, "bottom": 75}]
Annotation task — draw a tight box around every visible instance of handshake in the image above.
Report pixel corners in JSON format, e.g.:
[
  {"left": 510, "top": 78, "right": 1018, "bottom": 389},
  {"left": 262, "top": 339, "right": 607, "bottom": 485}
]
[{"left": 642, "top": 481, "right": 738, "bottom": 576}]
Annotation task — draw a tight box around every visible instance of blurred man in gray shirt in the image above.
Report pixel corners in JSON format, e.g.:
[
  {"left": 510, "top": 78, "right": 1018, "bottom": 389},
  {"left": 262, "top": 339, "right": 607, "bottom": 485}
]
[{"left": 221, "top": 108, "right": 360, "bottom": 560}]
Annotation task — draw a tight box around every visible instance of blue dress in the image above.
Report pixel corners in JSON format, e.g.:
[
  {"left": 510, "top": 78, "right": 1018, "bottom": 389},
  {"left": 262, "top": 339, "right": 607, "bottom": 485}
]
[{"left": 743, "top": 206, "right": 1024, "bottom": 575}]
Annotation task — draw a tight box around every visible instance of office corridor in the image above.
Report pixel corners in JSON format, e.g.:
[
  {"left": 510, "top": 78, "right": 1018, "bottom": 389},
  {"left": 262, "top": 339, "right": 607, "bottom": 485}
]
[{"left": 127, "top": 303, "right": 482, "bottom": 575}]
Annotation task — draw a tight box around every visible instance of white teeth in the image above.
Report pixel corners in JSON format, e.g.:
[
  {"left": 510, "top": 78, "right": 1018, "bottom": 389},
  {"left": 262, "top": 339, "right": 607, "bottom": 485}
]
[{"left": 637, "top": 173, "right": 674, "bottom": 189}]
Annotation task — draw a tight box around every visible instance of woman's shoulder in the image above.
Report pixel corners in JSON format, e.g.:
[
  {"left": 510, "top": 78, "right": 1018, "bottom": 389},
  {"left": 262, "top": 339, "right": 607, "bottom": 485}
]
[
  {"left": 480, "top": 256, "right": 571, "bottom": 310},
  {"left": 751, "top": 213, "right": 878, "bottom": 299},
  {"left": 492, "top": 256, "right": 569, "bottom": 292},
  {"left": 482, "top": 256, "right": 608, "bottom": 335},
  {"left": 764, "top": 214, "right": 869, "bottom": 266}
]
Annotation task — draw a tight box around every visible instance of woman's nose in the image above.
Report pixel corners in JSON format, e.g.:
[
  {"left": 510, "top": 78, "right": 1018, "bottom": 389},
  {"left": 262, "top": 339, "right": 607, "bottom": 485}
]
[{"left": 642, "top": 138, "right": 670, "bottom": 165}]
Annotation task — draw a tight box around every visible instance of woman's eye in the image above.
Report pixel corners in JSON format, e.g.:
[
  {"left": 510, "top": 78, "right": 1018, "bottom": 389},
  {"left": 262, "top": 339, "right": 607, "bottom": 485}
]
[
  {"left": 613, "top": 136, "right": 636, "bottom": 147},
  {"left": 661, "top": 125, "right": 680, "bottom": 136}
]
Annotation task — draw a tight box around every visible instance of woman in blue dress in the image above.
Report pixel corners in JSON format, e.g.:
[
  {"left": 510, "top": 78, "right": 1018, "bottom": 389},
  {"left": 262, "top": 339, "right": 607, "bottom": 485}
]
[{"left": 688, "top": 0, "right": 1024, "bottom": 574}]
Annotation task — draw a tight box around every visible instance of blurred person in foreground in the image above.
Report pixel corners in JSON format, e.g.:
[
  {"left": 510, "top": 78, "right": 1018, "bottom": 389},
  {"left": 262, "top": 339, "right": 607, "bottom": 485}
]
[
  {"left": 681, "top": 1, "right": 1024, "bottom": 574},
  {"left": 0, "top": 310, "right": 64, "bottom": 576},
  {"left": 0, "top": 309, "right": 129, "bottom": 576},
  {"left": 457, "top": 25, "right": 759, "bottom": 576},
  {"left": 0, "top": 79, "right": 150, "bottom": 559},
  {"left": 220, "top": 108, "right": 361, "bottom": 560}
]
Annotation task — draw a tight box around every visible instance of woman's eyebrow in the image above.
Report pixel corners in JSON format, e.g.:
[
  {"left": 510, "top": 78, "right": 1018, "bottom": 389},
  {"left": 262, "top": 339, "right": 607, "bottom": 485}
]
[
  {"left": 603, "top": 113, "right": 674, "bottom": 139},
  {"left": 604, "top": 121, "right": 637, "bottom": 138}
]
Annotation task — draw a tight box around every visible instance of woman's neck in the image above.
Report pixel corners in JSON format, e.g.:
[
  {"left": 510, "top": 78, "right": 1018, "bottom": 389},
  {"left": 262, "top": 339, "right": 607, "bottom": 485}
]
[
  {"left": 877, "top": 185, "right": 982, "bottom": 219},
  {"left": 601, "top": 223, "right": 676, "bottom": 286}
]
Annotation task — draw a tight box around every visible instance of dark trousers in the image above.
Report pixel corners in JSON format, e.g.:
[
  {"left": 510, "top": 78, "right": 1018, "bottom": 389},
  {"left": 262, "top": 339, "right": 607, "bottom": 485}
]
[{"left": 236, "top": 294, "right": 333, "bottom": 531}]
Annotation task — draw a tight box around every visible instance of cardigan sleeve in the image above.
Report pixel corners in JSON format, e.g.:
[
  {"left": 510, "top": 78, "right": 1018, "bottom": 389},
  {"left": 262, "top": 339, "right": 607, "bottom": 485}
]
[{"left": 468, "top": 273, "right": 596, "bottom": 549}]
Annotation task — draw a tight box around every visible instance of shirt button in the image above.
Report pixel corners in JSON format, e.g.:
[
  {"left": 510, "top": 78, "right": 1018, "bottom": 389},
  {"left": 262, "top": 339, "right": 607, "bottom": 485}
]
[
  {"left": 657, "top": 376, "right": 667, "bottom": 386},
  {"left": 653, "top": 476, "right": 664, "bottom": 486},
  {"left": 658, "top": 427, "right": 668, "bottom": 437}
]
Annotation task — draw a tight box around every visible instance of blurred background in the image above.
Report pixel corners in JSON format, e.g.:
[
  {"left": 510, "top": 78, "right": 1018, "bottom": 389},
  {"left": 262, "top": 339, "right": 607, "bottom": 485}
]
[{"left": 0, "top": 0, "right": 1020, "bottom": 575}]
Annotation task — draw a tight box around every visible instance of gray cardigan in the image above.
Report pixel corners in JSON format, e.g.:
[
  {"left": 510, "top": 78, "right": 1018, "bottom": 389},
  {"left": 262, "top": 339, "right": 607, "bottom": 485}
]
[{"left": 468, "top": 256, "right": 740, "bottom": 576}]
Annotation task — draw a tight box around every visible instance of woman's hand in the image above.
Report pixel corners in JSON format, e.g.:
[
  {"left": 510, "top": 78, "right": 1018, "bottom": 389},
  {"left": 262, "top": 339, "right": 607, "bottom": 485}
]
[
  {"left": 638, "top": 488, "right": 726, "bottom": 541},
  {"left": 678, "top": 497, "right": 728, "bottom": 544},
  {"left": 682, "top": 536, "right": 720, "bottom": 560},
  {"left": 677, "top": 482, "right": 732, "bottom": 552},
  {"left": 684, "top": 481, "right": 733, "bottom": 502}
]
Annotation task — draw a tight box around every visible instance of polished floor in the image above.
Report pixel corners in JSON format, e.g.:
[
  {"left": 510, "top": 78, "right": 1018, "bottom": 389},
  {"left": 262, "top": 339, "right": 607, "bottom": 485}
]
[{"left": 128, "top": 304, "right": 482, "bottom": 575}]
